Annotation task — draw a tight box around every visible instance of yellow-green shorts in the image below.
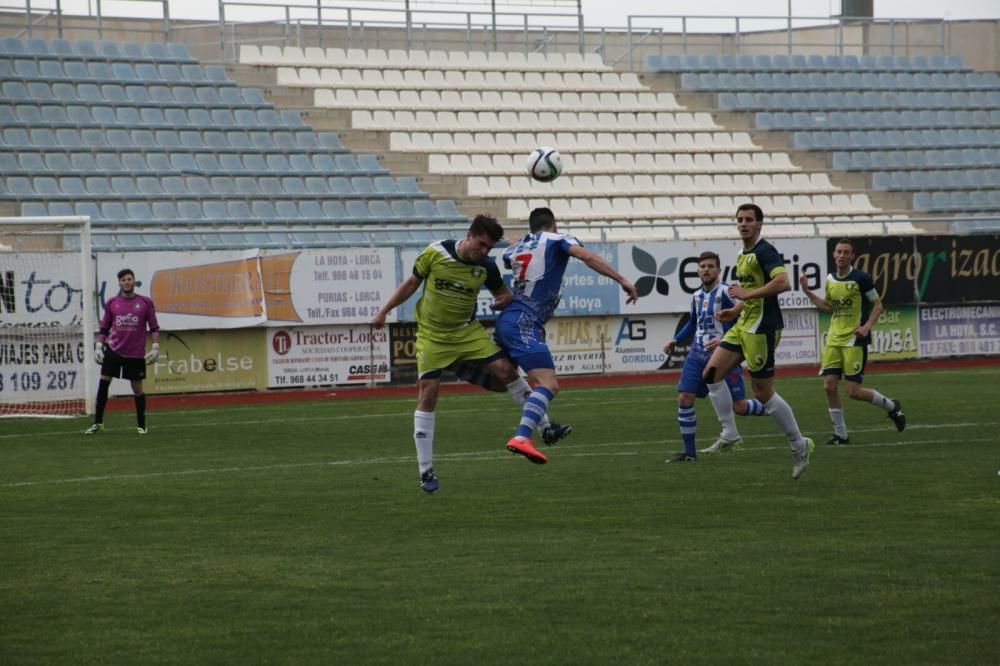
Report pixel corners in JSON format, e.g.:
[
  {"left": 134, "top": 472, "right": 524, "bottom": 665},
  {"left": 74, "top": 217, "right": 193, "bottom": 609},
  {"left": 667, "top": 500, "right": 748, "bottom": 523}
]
[
  {"left": 820, "top": 344, "right": 868, "bottom": 382},
  {"left": 719, "top": 327, "right": 782, "bottom": 378},
  {"left": 416, "top": 323, "right": 504, "bottom": 380}
]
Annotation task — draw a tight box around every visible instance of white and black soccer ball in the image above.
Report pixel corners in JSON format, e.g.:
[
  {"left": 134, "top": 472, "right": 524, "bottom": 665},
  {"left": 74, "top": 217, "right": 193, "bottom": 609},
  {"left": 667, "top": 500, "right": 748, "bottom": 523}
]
[{"left": 526, "top": 146, "right": 563, "bottom": 183}]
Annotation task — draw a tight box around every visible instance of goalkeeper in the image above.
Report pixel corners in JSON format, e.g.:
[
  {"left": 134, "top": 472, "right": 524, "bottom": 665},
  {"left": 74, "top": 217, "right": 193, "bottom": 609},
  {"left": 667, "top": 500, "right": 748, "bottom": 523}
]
[{"left": 84, "top": 268, "right": 161, "bottom": 435}]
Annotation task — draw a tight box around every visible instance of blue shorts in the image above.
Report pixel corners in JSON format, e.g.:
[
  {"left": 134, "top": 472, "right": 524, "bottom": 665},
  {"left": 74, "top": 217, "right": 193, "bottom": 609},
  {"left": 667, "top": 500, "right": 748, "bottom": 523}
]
[
  {"left": 678, "top": 351, "right": 746, "bottom": 400},
  {"left": 494, "top": 307, "right": 555, "bottom": 372}
]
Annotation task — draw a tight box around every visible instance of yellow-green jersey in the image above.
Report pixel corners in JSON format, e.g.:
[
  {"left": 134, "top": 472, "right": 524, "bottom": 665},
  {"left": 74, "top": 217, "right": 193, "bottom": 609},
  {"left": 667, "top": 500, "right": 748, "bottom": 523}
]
[
  {"left": 412, "top": 239, "right": 504, "bottom": 342},
  {"left": 733, "top": 239, "right": 786, "bottom": 334},
  {"left": 824, "top": 268, "right": 879, "bottom": 347}
]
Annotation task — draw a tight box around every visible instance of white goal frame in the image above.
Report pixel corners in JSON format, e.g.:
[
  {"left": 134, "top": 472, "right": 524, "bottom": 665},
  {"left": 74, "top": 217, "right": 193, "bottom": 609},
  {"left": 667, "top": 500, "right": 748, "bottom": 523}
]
[{"left": 0, "top": 216, "right": 97, "bottom": 417}]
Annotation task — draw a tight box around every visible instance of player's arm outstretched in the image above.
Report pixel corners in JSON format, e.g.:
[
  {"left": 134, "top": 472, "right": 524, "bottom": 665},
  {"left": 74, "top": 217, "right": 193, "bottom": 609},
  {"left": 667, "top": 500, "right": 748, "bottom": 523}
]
[
  {"left": 371, "top": 274, "right": 422, "bottom": 329},
  {"left": 798, "top": 274, "right": 832, "bottom": 312},
  {"left": 567, "top": 245, "right": 639, "bottom": 304}
]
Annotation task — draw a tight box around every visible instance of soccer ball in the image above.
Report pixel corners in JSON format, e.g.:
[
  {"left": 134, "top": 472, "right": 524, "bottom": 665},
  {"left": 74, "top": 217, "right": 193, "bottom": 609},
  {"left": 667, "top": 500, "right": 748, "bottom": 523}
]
[{"left": 526, "top": 147, "right": 563, "bottom": 183}]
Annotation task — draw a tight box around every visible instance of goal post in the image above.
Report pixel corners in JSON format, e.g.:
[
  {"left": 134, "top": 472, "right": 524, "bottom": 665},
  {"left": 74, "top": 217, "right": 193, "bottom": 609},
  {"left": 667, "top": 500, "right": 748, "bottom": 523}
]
[{"left": 0, "top": 216, "right": 97, "bottom": 417}]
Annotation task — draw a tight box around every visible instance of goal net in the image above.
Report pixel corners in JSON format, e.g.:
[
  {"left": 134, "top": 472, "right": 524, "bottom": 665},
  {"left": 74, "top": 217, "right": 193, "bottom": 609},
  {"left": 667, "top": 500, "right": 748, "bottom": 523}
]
[{"left": 0, "top": 216, "right": 96, "bottom": 417}]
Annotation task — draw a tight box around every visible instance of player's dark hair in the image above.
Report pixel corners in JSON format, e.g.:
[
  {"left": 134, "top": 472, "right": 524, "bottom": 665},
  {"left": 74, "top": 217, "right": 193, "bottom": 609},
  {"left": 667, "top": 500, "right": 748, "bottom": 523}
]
[
  {"left": 835, "top": 238, "right": 855, "bottom": 251},
  {"left": 736, "top": 203, "right": 764, "bottom": 222},
  {"left": 528, "top": 207, "right": 557, "bottom": 233},
  {"left": 117, "top": 268, "right": 135, "bottom": 279},
  {"left": 698, "top": 251, "right": 721, "bottom": 268},
  {"left": 469, "top": 214, "right": 504, "bottom": 243}
]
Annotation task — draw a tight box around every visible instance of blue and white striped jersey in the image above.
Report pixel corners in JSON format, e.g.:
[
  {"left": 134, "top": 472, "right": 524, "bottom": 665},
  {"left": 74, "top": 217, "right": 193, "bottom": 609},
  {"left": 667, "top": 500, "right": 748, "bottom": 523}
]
[
  {"left": 501, "top": 230, "right": 581, "bottom": 323},
  {"left": 674, "top": 281, "right": 738, "bottom": 359}
]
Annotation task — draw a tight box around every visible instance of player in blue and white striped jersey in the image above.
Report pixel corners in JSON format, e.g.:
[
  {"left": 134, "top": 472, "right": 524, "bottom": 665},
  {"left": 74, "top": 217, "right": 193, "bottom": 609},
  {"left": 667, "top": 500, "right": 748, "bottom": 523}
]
[
  {"left": 664, "top": 251, "right": 768, "bottom": 463},
  {"left": 495, "top": 207, "right": 639, "bottom": 461}
]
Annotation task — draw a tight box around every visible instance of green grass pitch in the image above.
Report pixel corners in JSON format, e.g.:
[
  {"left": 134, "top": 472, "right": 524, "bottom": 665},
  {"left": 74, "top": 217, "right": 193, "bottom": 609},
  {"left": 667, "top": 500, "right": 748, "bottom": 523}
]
[{"left": 2, "top": 366, "right": 998, "bottom": 664}]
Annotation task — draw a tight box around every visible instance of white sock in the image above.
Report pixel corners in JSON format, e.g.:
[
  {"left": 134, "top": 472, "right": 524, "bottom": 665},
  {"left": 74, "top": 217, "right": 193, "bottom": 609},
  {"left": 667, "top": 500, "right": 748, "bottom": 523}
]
[
  {"left": 765, "top": 393, "right": 805, "bottom": 449},
  {"left": 506, "top": 377, "right": 551, "bottom": 429},
  {"left": 828, "top": 408, "right": 848, "bottom": 439},
  {"left": 869, "top": 389, "right": 895, "bottom": 412},
  {"left": 414, "top": 410, "right": 435, "bottom": 474},
  {"left": 707, "top": 380, "right": 739, "bottom": 440}
]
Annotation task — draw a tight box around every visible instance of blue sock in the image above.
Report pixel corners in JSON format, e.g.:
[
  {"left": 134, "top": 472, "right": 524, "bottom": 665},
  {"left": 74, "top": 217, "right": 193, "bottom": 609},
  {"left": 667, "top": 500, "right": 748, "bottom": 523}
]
[
  {"left": 743, "top": 399, "right": 767, "bottom": 416},
  {"left": 516, "top": 386, "right": 553, "bottom": 440},
  {"left": 678, "top": 405, "right": 697, "bottom": 457}
]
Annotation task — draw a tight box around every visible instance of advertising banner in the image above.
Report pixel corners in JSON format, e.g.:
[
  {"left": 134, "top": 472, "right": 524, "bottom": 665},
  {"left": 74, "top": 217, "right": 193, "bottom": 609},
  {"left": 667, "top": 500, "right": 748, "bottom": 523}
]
[
  {"left": 544, "top": 314, "right": 682, "bottom": 376},
  {"left": 267, "top": 248, "right": 396, "bottom": 324},
  {"left": 388, "top": 322, "right": 419, "bottom": 385},
  {"left": 266, "top": 325, "right": 390, "bottom": 388},
  {"left": 918, "top": 304, "right": 1000, "bottom": 357},
  {"left": 97, "top": 251, "right": 265, "bottom": 329},
  {"left": 97, "top": 249, "right": 397, "bottom": 329},
  {"left": 555, "top": 243, "right": 630, "bottom": 316},
  {"left": 1, "top": 253, "right": 87, "bottom": 404},
  {"left": 819, "top": 305, "right": 919, "bottom": 362},
  {"left": 0, "top": 252, "right": 85, "bottom": 328},
  {"left": 845, "top": 235, "right": 1000, "bottom": 305},
  {"left": 543, "top": 316, "right": 611, "bottom": 376},
  {"left": 0, "top": 332, "right": 85, "bottom": 403},
  {"left": 141, "top": 329, "right": 266, "bottom": 395},
  {"left": 775, "top": 309, "right": 820, "bottom": 367},
  {"left": 616, "top": 239, "right": 827, "bottom": 314}
]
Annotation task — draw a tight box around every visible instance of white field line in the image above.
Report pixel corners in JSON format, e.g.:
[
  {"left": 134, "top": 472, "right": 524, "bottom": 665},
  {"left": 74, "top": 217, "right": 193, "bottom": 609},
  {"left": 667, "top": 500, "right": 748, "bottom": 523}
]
[
  {"left": 3, "top": 429, "right": 995, "bottom": 489},
  {"left": 26, "top": 364, "right": 992, "bottom": 421},
  {"left": 0, "top": 390, "right": 987, "bottom": 441}
]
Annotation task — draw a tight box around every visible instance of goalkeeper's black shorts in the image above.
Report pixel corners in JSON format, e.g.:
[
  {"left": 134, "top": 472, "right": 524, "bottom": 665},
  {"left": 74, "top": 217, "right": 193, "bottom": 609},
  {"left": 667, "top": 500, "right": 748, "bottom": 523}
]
[{"left": 100, "top": 346, "right": 146, "bottom": 381}]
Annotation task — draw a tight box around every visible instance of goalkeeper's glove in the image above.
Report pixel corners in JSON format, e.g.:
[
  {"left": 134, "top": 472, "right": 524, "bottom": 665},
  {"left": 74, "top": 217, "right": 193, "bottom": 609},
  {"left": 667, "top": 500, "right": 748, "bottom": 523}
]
[
  {"left": 94, "top": 341, "right": 105, "bottom": 364},
  {"left": 144, "top": 343, "right": 160, "bottom": 365}
]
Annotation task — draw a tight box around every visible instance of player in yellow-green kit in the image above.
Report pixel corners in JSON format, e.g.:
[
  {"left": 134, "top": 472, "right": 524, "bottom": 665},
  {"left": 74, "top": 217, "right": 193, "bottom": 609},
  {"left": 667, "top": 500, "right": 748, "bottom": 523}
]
[
  {"left": 371, "top": 215, "right": 551, "bottom": 494},
  {"left": 799, "top": 238, "right": 905, "bottom": 445},
  {"left": 701, "top": 203, "right": 815, "bottom": 479}
]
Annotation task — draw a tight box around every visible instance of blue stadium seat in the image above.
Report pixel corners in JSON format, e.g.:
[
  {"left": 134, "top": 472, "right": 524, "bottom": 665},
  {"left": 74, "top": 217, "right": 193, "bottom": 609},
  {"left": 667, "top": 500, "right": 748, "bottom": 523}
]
[
  {"left": 346, "top": 200, "right": 373, "bottom": 220},
  {"left": 391, "top": 199, "right": 416, "bottom": 220},
  {"left": 321, "top": 200, "right": 350, "bottom": 220},
  {"left": 196, "top": 154, "right": 223, "bottom": 174},
  {"left": 397, "top": 177, "right": 425, "bottom": 196},
  {"left": 374, "top": 176, "right": 400, "bottom": 197},
  {"left": 368, "top": 200, "right": 393, "bottom": 220},
  {"left": 312, "top": 154, "right": 337, "bottom": 172},
  {"left": 348, "top": 177, "right": 374, "bottom": 196},
  {"left": 125, "top": 202, "right": 153, "bottom": 221},
  {"left": 679, "top": 73, "right": 700, "bottom": 90},
  {"left": 251, "top": 201, "right": 279, "bottom": 219},
  {"left": 357, "top": 154, "right": 388, "bottom": 175},
  {"left": 143, "top": 43, "right": 168, "bottom": 60},
  {"left": 234, "top": 177, "right": 258, "bottom": 196},
  {"left": 275, "top": 201, "right": 300, "bottom": 219},
  {"left": 298, "top": 201, "right": 324, "bottom": 219},
  {"left": 186, "top": 177, "right": 212, "bottom": 196},
  {"left": 281, "top": 177, "right": 307, "bottom": 196},
  {"left": 303, "top": 176, "right": 329, "bottom": 195},
  {"left": 226, "top": 200, "right": 252, "bottom": 220},
  {"left": 659, "top": 54, "right": 683, "bottom": 71},
  {"left": 203, "top": 201, "right": 228, "bottom": 221},
  {"left": 0, "top": 37, "right": 26, "bottom": 56},
  {"left": 152, "top": 202, "right": 179, "bottom": 220},
  {"left": 5, "top": 176, "right": 35, "bottom": 197}
]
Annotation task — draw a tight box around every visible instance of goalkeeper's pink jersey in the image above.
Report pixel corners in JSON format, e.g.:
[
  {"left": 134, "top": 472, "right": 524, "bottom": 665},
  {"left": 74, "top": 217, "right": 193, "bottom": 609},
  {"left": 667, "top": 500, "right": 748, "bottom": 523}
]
[{"left": 99, "top": 294, "right": 159, "bottom": 359}]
